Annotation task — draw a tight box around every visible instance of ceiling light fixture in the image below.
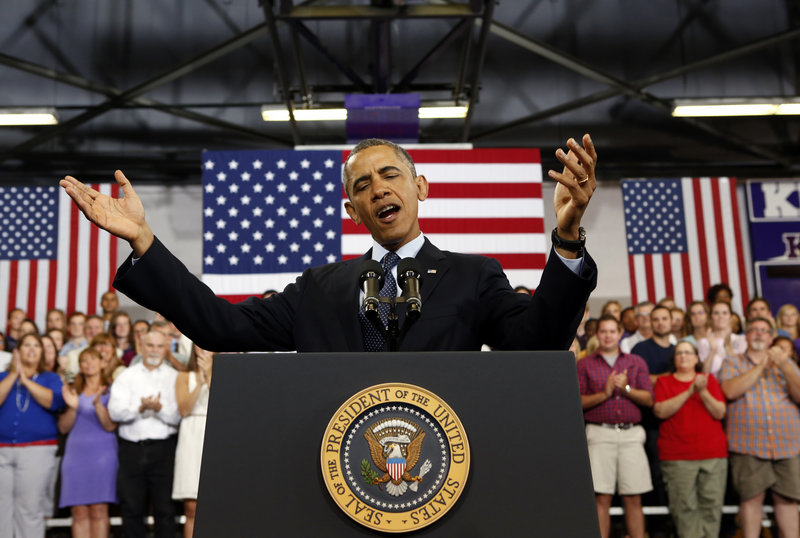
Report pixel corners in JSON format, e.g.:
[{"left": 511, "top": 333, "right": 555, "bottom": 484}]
[
  {"left": 261, "top": 104, "right": 468, "bottom": 122},
  {"left": 0, "top": 108, "right": 59, "bottom": 126},
  {"left": 672, "top": 98, "right": 800, "bottom": 117}
]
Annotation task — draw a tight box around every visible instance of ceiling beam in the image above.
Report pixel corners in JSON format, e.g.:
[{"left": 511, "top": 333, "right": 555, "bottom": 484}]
[
  {"left": 473, "top": 20, "right": 799, "bottom": 167},
  {"left": 459, "top": 0, "right": 494, "bottom": 141},
  {"left": 0, "top": 52, "right": 291, "bottom": 146},
  {"left": 262, "top": 0, "right": 301, "bottom": 145},
  {"left": 0, "top": 21, "right": 273, "bottom": 163},
  {"left": 474, "top": 26, "right": 800, "bottom": 141},
  {"left": 391, "top": 18, "right": 471, "bottom": 93},
  {"left": 277, "top": 4, "right": 478, "bottom": 20}
]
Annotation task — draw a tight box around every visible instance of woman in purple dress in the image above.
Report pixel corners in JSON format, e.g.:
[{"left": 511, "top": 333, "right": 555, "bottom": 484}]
[{"left": 59, "top": 348, "right": 118, "bottom": 538}]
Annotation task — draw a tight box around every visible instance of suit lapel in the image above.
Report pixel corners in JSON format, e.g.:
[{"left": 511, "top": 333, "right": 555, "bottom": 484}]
[
  {"left": 414, "top": 238, "right": 448, "bottom": 304},
  {"left": 336, "top": 250, "right": 371, "bottom": 351}
]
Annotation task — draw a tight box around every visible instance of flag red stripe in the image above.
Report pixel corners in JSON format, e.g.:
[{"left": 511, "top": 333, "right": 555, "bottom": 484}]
[
  {"left": 628, "top": 256, "right": 638, "bottom": 305},
  {"left": 681, "top": 253, "right": 693, "bottom": 308},
  {"left": 27, "top": 262, "right": 38, "bottom": 321},
  {"left": 339, "top": 148, "right": 542, "bottom": 164},
  {"left": 88, "top": 210, "right": 99, "bottom": 315},
  {"left": 342, "top": 218, "right": 544, "bottom": 234},
  {"left": 644, "top": 256, "right": 656, "bottom": 303},
  {"left": 8, "top": 261, "right": 19, "bottom": 315},
  {"left": 662, "top": 255, "right": 674, "bottom": 300},
  {"left": 406, "top": 148, "right": 541, "bottom": 163},
  {"left": 728, "top": 178, "right": 750, "bottom": 311},
  {"left": 339, "top": 183, "right": 542, "bottom": 199},
  {"left": 691, "top": 179, "right": 711, "bottom": 295},
  {"left": 67, "top": 201, "right": 80, "bottom": 315},
  {"left": 429, "top": 183, "right": 542, "bottom": 198},
  {"left": 709, "top": 179, "right": 730, "bottom": 286},
  {"left": 485, "top": 253, "right": 546, "bottom": 269},
  {"left": 109, "top": 184, "right": 120, "bottom": 289},
  {"left": 48, "top": 259, "right": 58, "bottom": 312},
  {"left": 219, "top": 294, "right": 259, "bottom": 304}
]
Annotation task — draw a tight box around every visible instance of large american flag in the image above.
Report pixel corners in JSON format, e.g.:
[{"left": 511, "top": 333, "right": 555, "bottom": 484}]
[
  {"left": 0, "top": 184, "right": 120, "bottom": 330},
  {"left": 622, "top": 177, "right": 751, "bottom": 315},
  {"left": 200, "top": 148, "right": 544, "bottom": 302}
]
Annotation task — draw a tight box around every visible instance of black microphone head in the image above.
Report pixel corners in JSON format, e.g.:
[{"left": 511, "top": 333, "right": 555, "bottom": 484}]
[
  {"left": 397, "top": 257, "right": 423, "bottom": 288},
  {"left": 359, "top": 259, "right": 385, "bottom": 287}
]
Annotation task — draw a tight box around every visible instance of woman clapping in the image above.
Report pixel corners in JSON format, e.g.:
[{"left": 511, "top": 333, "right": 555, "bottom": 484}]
[
  {"left": 654, "top": 341, "right": 727, "bottom": 538},
  {"left": 59, "top": 348, "right": 118, "bottom": 538},
  {"left": 0, "top": 333, "right": 65, "bottom": 537}
]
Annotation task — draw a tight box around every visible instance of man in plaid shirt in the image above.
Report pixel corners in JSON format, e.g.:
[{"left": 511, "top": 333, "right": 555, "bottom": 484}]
[
  {"left": 720, "top": 317, "right": 800, "bottom": 538},
  {"left": 577, "top": 314, "right": 654, "bottom": 538}
]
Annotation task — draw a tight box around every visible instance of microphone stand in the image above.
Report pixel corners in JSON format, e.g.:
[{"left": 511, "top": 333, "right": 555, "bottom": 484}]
[{"left": 366, "top": 296, "right": 420, "bottom": 352}]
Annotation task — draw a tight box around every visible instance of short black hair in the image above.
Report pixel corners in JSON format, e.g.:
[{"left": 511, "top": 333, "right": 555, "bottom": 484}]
[
  {"left": 342, "top": 138, "right": 417, "bottom": 198},
  {"left": 706, "top": 283, "right": 733, "bottom": 305}
]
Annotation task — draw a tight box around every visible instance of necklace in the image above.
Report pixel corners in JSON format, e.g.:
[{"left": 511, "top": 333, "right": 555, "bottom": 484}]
[{"left": 15, "top": 374, "right": 39, "bottom": 413}]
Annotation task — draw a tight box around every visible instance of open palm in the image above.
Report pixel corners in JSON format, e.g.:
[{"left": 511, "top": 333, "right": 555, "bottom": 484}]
[{"left": 60, "top": 170, "right": 153, "bottom": 255}]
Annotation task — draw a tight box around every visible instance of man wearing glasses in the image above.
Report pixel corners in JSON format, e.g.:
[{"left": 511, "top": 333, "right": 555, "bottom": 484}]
[{"left": 720, "top": 317, "right": 800, "bottom": 538}]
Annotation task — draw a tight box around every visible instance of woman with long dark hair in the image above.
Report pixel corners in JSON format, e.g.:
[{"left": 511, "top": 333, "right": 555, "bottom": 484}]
[{"left": 0, "top": 332, "right": 65, "bottom": 536}]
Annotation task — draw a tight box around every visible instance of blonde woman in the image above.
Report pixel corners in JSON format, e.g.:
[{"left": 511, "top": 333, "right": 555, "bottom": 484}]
[{"left": 173, "top": 345, "right": 213, "bottom": 538}]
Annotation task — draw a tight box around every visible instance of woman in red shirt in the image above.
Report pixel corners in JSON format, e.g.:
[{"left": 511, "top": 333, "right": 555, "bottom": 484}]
[{"left": 654, "top": 340, "right": 727, "bottom": 538}]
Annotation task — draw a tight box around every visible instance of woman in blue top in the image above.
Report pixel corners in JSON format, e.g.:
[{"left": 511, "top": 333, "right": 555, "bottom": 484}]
[{"left": 0, "top": 332, "right": 65, "bottom": 537}]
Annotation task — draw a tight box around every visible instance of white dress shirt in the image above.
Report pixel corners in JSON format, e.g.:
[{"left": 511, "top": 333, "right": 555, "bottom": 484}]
[{"left": 108, "top": 361, "right": 181, "bottom": 442}]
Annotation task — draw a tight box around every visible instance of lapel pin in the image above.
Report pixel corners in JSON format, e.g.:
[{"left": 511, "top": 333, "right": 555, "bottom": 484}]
[{"left": 427, "top": 269, "right": 437, "bottom": 274}]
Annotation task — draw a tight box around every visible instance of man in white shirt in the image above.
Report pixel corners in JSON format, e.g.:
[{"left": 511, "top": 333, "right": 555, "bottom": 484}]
[{"left": 108, "top": 330, "right": 181, "bottom": 538}]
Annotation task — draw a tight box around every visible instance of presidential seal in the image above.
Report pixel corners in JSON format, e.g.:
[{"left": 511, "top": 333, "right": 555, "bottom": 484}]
[{"left": 321, "top": 383, "right": 470, "bottom": 533}]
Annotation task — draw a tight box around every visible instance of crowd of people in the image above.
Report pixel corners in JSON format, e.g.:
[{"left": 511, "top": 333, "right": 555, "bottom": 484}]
[
  {"left": 0, "top": 291, "right": 211, "bottom": 538},
  {"left": 2, "top": 281, "right": 800, "bottom": 537},
  {"left": 574, "top": 284, "right": 800, "bottom": 538}
]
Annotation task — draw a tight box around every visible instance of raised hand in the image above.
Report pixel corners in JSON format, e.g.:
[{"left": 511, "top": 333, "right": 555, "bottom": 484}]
[
  {"left": 692, "top": 373, "right": 708, "bottom": 392},
  {"left": 59, "top": 170, "right": 154, "bottom": 256},
  {"left": 549, "top": 134, "right": 597, "bottom": 245},
  {"left": 9, "top": 349, "right": 22, "bottom": 378},
  {"left": 769, "top": 344, "right": 790, "bottom": 368},
  {"left": 62, "top": 384, "right": 80, "bottom": 409},
  {"left": 613, "top": 369, "right": 630, "bottom": 392},
  {"left": 604, "top": 371, "right": 616, "bottom": 397},
  {"left": 196, "top": 350, "right": 213, "bottom": 384}
]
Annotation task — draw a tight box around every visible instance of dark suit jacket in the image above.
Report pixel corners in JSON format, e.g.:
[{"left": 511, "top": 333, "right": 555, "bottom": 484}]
[{"left": 114, "top": 236, "right": 596, "bottom": 353}]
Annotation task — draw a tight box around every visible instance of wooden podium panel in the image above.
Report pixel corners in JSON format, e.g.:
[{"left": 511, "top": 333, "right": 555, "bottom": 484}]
[{"left": 194, "top": 351, "right": 599, "bottom": 537}]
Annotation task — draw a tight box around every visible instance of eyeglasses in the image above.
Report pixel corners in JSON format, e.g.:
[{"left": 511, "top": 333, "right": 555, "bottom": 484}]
[
  {"left": 747, "top": 327, "right": 772, "bottom": 334},
  {"left": 674, "top": 350, "right": 696, "bottom": 356}
]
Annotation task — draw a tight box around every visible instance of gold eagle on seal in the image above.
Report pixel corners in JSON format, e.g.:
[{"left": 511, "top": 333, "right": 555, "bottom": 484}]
[{"left": 363, "top": 417, "right": 431, "bottom": 497}]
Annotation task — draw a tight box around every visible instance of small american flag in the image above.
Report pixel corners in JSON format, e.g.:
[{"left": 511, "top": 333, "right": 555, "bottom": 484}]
[
  {"left": 622, "top": 177, "right": 751, "bottom": 315},
  {"left": 0, "top": 184, "right": 120, "bottom": 328},
  {"left": 201, "top": 148, "right": 544, "bottom": 302}
]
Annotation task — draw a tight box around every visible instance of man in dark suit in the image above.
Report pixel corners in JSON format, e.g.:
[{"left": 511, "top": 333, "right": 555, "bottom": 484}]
[{"left": 60, "top": 135, "right": 598, "bottom": 352}]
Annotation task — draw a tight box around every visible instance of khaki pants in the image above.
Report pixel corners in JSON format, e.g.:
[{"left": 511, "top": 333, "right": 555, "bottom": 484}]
[
  {"left": 661, "top": 458, "right": 727, "bottom": 538},
  {"left": 585, "top": 424, "right": 652, "bottom": 495}
]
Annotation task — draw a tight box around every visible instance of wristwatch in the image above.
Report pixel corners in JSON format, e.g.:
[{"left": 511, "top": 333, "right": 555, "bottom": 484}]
[
  {"left": 551, "top": 227, "right": 586, "bottom": 257},
  {"left": 624, "top": 384, "right": 631, "bottom": 394}
]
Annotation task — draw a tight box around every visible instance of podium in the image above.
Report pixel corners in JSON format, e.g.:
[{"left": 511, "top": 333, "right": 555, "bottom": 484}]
[{"left": 194, "top": 351, "right": 600, "bottom": 536}]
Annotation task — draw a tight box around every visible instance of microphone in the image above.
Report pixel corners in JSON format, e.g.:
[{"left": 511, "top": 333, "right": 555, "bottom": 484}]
[
  {"left": 359, "top": 260, "right": 384, "bottom": 318},
  {"left": 397, "top": 258, "right": 423, "bottom": 320}
]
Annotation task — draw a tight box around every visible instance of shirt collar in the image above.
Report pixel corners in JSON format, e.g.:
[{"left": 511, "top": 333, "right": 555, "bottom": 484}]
[{"left": 371, "top": 232, "right": 425, "bottom": 263}]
